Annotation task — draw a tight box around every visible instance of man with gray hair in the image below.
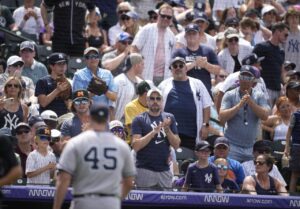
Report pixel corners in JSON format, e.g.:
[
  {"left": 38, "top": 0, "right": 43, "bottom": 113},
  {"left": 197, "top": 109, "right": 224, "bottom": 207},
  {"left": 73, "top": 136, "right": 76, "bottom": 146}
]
[{"left": 113, "top": 53, "right": 144, "bottom": 121}]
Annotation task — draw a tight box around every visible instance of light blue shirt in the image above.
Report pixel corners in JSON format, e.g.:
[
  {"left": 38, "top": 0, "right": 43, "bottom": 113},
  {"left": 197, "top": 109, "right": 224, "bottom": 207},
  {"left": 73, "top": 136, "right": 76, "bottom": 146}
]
[
  {"left": 72, "top": 67, "right": 117, "bottom": 106},
  {"left": 21, "top": 60, "right": 48, "bottom": 85},
  {"left": 221, "top": 87, "right": 270, "bottom": 149}
]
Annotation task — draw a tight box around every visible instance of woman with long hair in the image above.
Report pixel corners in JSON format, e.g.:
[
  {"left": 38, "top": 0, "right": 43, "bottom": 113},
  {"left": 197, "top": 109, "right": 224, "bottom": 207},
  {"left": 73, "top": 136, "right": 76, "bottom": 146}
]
[
  {"left": 0, "top": 77, "right": 28, "bottom": 132},
  {"left": 262, "top": 96, "right": 292, "bottom": 141},
  {"left": 121, "top": 11, "right": 141, "bottom": 39}
]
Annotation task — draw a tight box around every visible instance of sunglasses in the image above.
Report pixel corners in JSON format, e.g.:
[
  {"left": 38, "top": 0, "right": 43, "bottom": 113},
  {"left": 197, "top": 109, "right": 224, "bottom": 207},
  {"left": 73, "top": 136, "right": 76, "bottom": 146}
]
[
  {"left": 266, "top": 11, "right": 276, "bottom": 15},
  {"left": 50, "top": 137, "right": 60, "bottom": 146},
  {"left": 216, "top": 164, "right": 228, "bottom": 170},
  {"left": 172, "top": 63, "right": 184, "bottom": 69},
  {"left": 228, "top": 37, "right": 239, "bottom": 43},
  {"left": 121, "top": 16, "right": 131, "bottom": 21},
  {"left": 215, "top": 145, "right": 228, "bottom": 150},
  {"left": 21, "top": 48, "right": 34, "bottom": 53},
  {"left": 120, "top": 40, "right": 133, "bottom": 45},
  {"left": 218, "top": 75, "right": 227, "bottom": 79},
  {"left": 11, "top": 63, "right": 24, "bottom": 68},
  {"left": 159, "top": 13, "right": 172, "bottom": 20},
  {"left": 284, "top": 33, "right": 289, "bottom": 38},
  {"left": 85, "top": 54, "right": 100, "bottom": 60},
  {"left": 118, "top": 10, "right": 129, "bottom": 14},
  {"left": 239, "top": 75, "right": 254, "bottom": 81},
  {"left": 254, "top": 160, "right": 266, "bottom": 166},
  {"left": 16, "top": 129, "right": 30, "bottom": 135},
  {"left": 150, "top": 15, "right": 158, "bottom": 20},
  {"left": 6, "top": 83, "right": 20, "bottom": 88},
  {"left": 111, "top": 127, "right": 125, "bottom": 135},
  {"left": 74, "top": 99, "right": 89, "bottom": 105},
  {"left": 39, "top": 136, "right": 51, "bottom": 141},
  {"left": 149, "top": 96, "right": 162, "bottom": 101}
]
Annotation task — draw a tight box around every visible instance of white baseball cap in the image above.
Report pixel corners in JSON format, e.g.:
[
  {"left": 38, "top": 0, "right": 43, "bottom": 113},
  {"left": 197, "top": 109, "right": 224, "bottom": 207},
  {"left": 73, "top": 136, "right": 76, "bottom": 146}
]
[
  {"left": 109, "top": 120, "right": 124, "bottom": 130},
  {"left": 262, "top": 5, "right": 276, "bottom": 16},
  {"left": 41, "top": 110, "right": 58, "bottom": 121},
  {"left": 7, "top": 55, "right": 24, "bottom": 66}
]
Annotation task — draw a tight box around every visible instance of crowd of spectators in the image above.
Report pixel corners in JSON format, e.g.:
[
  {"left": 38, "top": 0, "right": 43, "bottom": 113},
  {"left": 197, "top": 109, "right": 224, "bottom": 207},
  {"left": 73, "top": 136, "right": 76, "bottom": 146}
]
[{"left": 0, "top": 0, "right": 300, "bottom": 196}]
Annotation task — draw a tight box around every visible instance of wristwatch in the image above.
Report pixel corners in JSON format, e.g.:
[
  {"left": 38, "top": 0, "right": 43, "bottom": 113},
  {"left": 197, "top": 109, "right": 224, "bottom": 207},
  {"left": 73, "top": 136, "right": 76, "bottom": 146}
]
[{"left": 202, "top": 123, "right": 209, "bottom": 127}]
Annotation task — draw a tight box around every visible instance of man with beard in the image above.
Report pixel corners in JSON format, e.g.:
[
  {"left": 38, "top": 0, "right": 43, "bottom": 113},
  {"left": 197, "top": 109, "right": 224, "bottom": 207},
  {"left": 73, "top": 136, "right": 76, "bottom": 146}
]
[
  {"left": 61, "top": 90, "right": 91, "bottom": 141},
  {"left": 35, "top": 53, "right": 71, "bottom": 116},
  {"left": 131, "top": 88, "right": 180, "bottom": 190}
]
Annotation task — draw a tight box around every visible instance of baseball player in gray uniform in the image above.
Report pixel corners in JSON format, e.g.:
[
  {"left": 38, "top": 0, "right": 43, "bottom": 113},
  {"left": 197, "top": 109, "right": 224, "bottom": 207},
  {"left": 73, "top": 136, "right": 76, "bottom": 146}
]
[{"left": 52, "top": 105, "right": 136, "bottom": 209}]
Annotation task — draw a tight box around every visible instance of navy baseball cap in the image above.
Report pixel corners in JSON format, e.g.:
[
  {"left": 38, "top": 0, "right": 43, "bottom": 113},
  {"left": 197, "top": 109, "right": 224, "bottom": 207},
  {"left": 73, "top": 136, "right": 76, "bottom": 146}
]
[
  {"left": 48, "top": 53, "right": 68, "bottom": 64},
  {"left": 214, "top": 137, "right": 229, "bottom": 148},
  {"left": 240, "top": 65, "right": 260, "bottom": 78},
  {"left": 286, "top": 81, "right": 300, "bottom": 90},
  {"left": 15, "top": 122, "right": 30, "bottom": 132},
  {"left": 185, "top": 23, "right": 200, "bottom": 32},
  {"left": 195, "top": 140, "right": 212, "bottom": 151},
  {"left": 72, "top": 89, "right": 89, "bottom": 101},
  {"left": 170, "top": 57, "right": 186, "bottom": 67},
  {"left": 225, "top": 17, "right": 239, "bottom": 27},
  {"left": 28, "top": 115, "right": 46, "bottom": 127},
  {"left": 193, "top": 11, "right": 209, "bottom": 24},
  {"left": 242, "top": 53, "right": 265, "bottom": 66},
  {"left": 90, "top": 104, "right": 109, "bottom": 122},
  {"left": 284, "top": 61, "right": 296, "bottom": 70},
  {"left": 36, "top": 126, "right": 51, "bottom": 137}
]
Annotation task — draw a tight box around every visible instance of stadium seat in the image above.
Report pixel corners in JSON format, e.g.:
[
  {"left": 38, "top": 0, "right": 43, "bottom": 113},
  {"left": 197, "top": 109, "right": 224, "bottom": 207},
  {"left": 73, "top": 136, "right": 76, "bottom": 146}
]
[
  {"left": 272, "top": 140, "right": 286, "bottom": 167},
  {"left": 67, "top": 57, "right": 86, "bottom": 78},
  {"left": 35, "top": 44, "right": 52, "bottom": 65}
]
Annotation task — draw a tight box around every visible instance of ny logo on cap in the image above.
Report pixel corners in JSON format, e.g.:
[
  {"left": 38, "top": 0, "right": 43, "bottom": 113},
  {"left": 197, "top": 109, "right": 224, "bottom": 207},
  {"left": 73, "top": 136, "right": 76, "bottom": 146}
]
[
  {"left": 44, "top": 128, "right": 50, "bottom": 135},
  {"left": 77, "top": 91, "right": 84, "bottom": 97},
  {"left": 58, "top": 54, "right": 64, "bottom": 59}
]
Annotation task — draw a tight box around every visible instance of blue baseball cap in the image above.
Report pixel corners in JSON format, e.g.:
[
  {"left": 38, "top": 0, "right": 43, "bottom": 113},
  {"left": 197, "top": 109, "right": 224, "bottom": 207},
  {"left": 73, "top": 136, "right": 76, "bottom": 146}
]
[
  {"left": 117, "top": 32, "right": 133, "bottom": 42},
  {"left": 193, "top": 11, "right": 209, "bottom": 24},
  {"left": 185, "top": 23, "right": 200, "bottom": 32},
  {"left": 122, "top": 11, "right": 139, "bottom": 20}
]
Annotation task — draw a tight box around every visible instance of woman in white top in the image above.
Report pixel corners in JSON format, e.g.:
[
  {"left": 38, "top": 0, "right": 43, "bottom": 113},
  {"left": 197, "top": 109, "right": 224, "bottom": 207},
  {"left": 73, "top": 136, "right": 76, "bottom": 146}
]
[{"left": 262, "top": 96, "right": 292, "bottom": 141}]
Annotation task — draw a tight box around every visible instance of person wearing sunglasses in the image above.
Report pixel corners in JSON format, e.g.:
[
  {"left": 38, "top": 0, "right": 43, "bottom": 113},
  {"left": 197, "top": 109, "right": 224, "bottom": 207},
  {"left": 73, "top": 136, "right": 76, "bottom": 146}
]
[
  {"left": 242, "top": 140, "right": 287, "bottom": 188},
  {"left": 0, "top": 55, "right": 35, "bottom": 106},
  {"left": 109, "top": 120, "right": 126, "bottom": 141},
  {"left": 218, "top": 27, "right": 253, "bottom": 74},
  {"left": 242, "top": 153, "right": 288, "bottom": 196},
  {"left": 121, "top": 11, "right": 141, "bottom": 39},
  {"left": 15, "top": 122, "right": 34, "bottom": 179},
  {"left": 172, "top": 23, "right": 220, "bottom": 96},
  {"left": 26, "top": 126, "right": 56, "bottom": 185},
  {"left": 214, "top": 157, "right": 240, "bottom": 193},
  {"left": 61, "top": 90, "right": 91, "bottom": 141},
  {"left": 73, "top": 47, "right": 117, "bottom": 108},
  {"left": 253, "top": 22, "right": 290, "bottom": 109},
  {"left": 35, "top": 52, "right": 71, "bottom": 117},
  {"left": 209, "top": 137, "right": 245, "bottom": 188},
  {"left": 215, "top": 53, "right": 268, "bottom": 113},
  {"left": 131, "top": 3, "right": 175, "bottom": 85},
  {"left": 0, "top": 77, "right": 29, "bottom": 133},
  {"left": 219, "top": 65, "right": 270, "bottom": 163},
  {"left": 148, "top": 9, "right": 158, "bottom": 23},
  {"left": 158, "top": 56, "right": 212, "bottom": 150},
  {"left": 131, "top": 88, "right": 180, "bottom": 190},
  {"left": 102, "top": 32, "right": 133, "bottom": 77},
  {"left": 108, "top": 2, "right": 133, "bottom": 46}
]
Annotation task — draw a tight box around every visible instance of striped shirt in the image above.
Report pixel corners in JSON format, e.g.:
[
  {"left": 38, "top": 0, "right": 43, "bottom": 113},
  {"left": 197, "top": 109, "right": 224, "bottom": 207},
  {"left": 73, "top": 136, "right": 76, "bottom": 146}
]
[{"left": 26, "top": 149, "right": 56, "bottom": 185}]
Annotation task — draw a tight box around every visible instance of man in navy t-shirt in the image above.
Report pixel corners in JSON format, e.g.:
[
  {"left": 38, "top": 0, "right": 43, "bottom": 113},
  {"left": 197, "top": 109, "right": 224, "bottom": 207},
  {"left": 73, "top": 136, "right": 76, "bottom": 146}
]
[
  {"left": 131, "top": 88, "right": 181, "bottom": 190},
  {"left": 173, "top": 23, "right": 220, "bottom": 96}
]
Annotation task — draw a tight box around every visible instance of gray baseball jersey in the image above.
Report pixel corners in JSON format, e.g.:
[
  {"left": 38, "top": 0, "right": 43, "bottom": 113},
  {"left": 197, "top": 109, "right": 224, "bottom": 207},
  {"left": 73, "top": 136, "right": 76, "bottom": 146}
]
[{"left": 58, "top": 130, "right": 136, "bottom": 197}]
